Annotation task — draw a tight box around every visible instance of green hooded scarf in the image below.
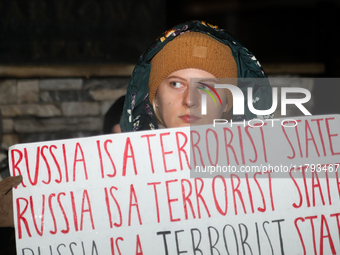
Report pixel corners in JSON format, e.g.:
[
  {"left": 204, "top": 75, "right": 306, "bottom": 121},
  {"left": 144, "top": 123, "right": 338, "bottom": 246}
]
[{"left": 120, "top": 20, "right": 273, "bottom": 132}]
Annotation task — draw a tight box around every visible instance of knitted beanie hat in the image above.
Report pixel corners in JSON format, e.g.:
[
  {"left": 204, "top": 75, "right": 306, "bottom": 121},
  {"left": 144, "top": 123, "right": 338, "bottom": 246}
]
[{"left": 148, "top": 31, "right": 238, "bottom": 112}]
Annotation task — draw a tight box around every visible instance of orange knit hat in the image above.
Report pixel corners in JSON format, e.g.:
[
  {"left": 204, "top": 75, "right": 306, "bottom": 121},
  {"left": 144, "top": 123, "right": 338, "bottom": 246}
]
[{"left": 148, "top": 31, "right": 238, "bottom": 112}]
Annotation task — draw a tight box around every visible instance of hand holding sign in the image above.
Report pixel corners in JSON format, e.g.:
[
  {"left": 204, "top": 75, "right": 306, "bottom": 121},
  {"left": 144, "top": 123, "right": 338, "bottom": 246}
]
[{"left": 0, "top": 175, "right": 22, "bottom": 227}]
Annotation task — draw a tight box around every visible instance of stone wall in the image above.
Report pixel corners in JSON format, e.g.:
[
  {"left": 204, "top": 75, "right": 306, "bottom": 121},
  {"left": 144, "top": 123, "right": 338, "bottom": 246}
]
[
  {"left": 0, "top": 75, "right": 316, "bottom": 149},
  {"left": 0, "top": 77, "right": 129, "bottom": 147}
]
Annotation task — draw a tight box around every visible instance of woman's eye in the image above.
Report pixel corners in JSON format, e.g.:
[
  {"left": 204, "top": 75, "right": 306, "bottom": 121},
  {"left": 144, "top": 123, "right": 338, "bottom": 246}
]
[{"left": 170, "top": 81, "right": 183, "bottom": 88}]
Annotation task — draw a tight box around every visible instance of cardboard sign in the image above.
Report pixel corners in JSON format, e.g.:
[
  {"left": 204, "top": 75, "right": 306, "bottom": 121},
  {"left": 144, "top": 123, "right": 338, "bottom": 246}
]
[{"left": 9, "top": 115, "right": 340, "bottom": 254}]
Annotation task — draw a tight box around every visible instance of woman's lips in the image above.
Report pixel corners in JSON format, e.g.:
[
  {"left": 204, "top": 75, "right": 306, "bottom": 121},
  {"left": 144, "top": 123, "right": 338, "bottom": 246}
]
[{"left": 179, "top": 114, "right": 200, "bottom": 123}]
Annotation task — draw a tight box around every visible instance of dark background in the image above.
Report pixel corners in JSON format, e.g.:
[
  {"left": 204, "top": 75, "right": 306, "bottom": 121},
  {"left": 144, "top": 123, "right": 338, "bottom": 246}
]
[
  {"left": 0, "top": 0, "right": 339, "bottom": 76},
  {"left": 166, "top": 0, "right": 340, "bottom": 77},
  {"left": 0, "top": 0, "right": 166, "bottom": 64}
]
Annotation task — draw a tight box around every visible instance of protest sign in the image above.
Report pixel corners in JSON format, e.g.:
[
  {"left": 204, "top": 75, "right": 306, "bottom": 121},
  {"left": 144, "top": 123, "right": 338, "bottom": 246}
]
[{"left": 9, "top": 114, "right": 340, "bottom": 254}]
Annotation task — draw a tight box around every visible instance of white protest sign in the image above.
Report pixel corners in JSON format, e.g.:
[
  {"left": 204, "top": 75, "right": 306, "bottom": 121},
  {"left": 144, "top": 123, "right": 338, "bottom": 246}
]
[{"left": 9, "top": 114, "right": 340, "bottom": 255}]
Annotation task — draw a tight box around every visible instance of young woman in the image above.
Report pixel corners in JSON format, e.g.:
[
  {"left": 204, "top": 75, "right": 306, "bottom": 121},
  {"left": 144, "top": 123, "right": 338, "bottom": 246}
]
[
  {"left": 120, "top": 20, "right": 272, "bottom": 132},
  {"left": 0, "top": 20, "right": 272, "bottom": 228}
]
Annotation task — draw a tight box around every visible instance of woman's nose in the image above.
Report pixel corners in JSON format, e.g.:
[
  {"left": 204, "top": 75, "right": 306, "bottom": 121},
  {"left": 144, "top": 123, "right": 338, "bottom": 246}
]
[{"left": 183, "top": 86, "right": 200, "bottom": 108}]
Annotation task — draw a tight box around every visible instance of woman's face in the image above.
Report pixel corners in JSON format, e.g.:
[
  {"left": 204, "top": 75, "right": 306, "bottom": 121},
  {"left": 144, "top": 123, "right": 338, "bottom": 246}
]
[{"left": 154, "top": 68, "right": 228, "bottom": 128}]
